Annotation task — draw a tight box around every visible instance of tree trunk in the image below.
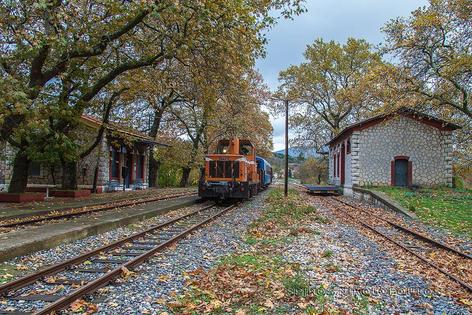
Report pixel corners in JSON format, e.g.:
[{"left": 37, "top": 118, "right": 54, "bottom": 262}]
[
  {"left": 61, "top": 160, "right": 78, "bottom": 190},
  {"left": 8, "top": 150, "right": 30, "bottom": 193},
  {"left": 49, "top": 165, "right": 56, "bottom": 186},
  {"left": 92, "top": 134, "right": 104, "bottom": 193},
  {"left": 148, "top": 155, "right": 161, "bottom": 188},
  {"left": 92, "top": 166, "right": 99, "bottom": 193},
  {"left": 180, "top": 167, "right": 191, "bottom": 187},
  {"left": 148, "top": 107, "right": 164, "bottom": 188}
]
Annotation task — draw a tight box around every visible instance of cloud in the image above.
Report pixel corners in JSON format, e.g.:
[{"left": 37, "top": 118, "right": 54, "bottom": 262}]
[{"left": 259, "top": 0, "right": 428, "bottom": 150}]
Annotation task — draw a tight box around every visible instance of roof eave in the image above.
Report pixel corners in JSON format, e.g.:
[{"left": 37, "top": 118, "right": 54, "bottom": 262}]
[{"left": 326, "top": 110, "right": 461, "bottom": 147}]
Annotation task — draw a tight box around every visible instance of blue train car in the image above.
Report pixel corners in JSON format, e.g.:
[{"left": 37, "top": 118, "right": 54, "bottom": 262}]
[{"left": 256, "top": 156, "right": 272, "bottom": 189}]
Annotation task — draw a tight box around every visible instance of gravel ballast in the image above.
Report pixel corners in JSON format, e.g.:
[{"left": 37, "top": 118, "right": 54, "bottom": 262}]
[
  {"left": 291, "top": 194, "right": 470, "bottom": 314},
  {"left": 88, "top": 194, "right": 267, "bottom": 314},
  {"left": 1, "top": 188, "right": 469, "bottom": 314},
  {"left": 0, "top": 194, "right": 268, "bottom": 314}
]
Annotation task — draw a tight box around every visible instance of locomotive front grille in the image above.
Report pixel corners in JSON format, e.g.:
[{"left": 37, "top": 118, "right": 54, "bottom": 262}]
[{"left": 208, "top": 161, "right": 239, "bottom": 179}]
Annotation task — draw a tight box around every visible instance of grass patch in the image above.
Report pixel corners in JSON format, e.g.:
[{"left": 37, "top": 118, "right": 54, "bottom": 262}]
[
  {"left": 352, "top": 293, "right": 370, "bottom": 315},
  {"left": 283, "top": 274, "right": 311, "bottom": 298},
  {"left": 247, "top": 188, "right": 319, "bottom": 242},
  {"left": 371, "top": 186, "right": 472, "bottom": 238},
  {"left": 264, "top": 188, "right": 317, "bottom": 222},
  {"left": 321, "top": 250, "right": 333, "bottom": 258},
  {"left": 219, "top": 253, "right": 283, "bottom": 271},
  {"left": 244, "top": 235, "right": 294, "bottom": 246},
  {"left": 0, "top": 263, "right": 19, "bottom": 284},
  {"left": 167, "top": 189, "right": 350, "bottom": 314}
]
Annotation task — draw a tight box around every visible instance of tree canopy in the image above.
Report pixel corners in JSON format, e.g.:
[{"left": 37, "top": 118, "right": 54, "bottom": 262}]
[
  {"left": 1, "top": 0, "right": 304, "bottom": 192},
  {"left": 382, "top": 0, "right": 471, "bottom": 118},
  {"left": 277, "top": 38, "right": 382, "bottom": 150}
]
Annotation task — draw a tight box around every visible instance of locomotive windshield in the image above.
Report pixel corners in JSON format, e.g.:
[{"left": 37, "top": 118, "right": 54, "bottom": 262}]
[
  {"left": 216, "top": 145, "right": 230, "bottom": 154},
  {"left": 216, "top": 140, "right": 230, "bottom": 154}
]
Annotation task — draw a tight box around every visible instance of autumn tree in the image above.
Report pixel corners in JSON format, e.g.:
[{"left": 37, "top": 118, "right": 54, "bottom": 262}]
[
  {"left": 277, "top": 38, "right": 382, "bottom": 150},
  {"left": 205, "top": 70, "right": 273, "bottom": 157},
  {"left": 382, "top": 0, "right": 471, "bottom": 119},
  {"left": 1, "top": 0, "right": 304, "bottom": 193},
  {"left": 298, "top": 156, "right": 328, "bottom": 184},
  {"left": 154, "top": 138, "right": 202, "bottom": 187},
  {"left": 113, "top": 63, "right": 184, "bottom": 188}
]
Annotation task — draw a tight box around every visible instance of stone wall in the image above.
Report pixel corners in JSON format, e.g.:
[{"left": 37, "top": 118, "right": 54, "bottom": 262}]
[
  {"left": 77, "top": 135, "right": 109, "bottom": 188},
  {"left": 0, "top": 142, "right": 15, "bottom": 191},
  {"left": 1, "top": 124, "right": 152, "bottom": 191},
  {"left": 356, "top": 116, "right": 452, "bottom": 187},
  {"left": 350, "top": 131, "right": 360, "bottom": 187}
]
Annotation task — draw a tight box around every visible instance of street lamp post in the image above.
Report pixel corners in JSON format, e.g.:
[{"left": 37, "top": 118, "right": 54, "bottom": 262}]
[{"left": 284, "top": 99, "right": 289, "bottom": 197}]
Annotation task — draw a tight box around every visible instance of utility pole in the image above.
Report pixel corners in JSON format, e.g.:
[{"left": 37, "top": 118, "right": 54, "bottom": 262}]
[{"left": 284, "top": 99, "right": 289, "bottom": 197}]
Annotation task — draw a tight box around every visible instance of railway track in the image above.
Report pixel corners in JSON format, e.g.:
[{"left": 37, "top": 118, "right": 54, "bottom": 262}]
[
  {"left": 0, "top": 191, "right": 197, "bottom": 230},
  {"left": 324, "top": 196, "right": 472, "bottom": 294},
  {"left": 0, "top": 202, "right": 235, "bottom": 314}
]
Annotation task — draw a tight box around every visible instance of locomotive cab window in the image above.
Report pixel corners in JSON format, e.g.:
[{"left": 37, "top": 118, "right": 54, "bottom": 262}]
[{"left": 240, "top": 144, "right": 253, "bottom": 156}]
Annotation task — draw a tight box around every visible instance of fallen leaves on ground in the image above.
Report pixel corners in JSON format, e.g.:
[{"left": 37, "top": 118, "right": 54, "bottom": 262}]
[
  {"left": 166, "top": 189, "right": 345, "bottom": 314},
  {"left": 120, "top": 266, "right": 136, "bottom": 280},
  {"left": 69, "top": 299, "right": 98, "bottom": 314}
]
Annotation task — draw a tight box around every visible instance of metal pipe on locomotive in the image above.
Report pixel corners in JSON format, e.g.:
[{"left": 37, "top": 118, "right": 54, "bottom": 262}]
[{"left": 198, "top": 138, "right": 272, "bottom": 200}]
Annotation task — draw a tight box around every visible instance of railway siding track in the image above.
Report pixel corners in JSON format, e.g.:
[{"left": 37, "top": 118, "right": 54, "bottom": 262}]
[
  {"left": 0, "top": 192, "right": 197, "bottom": 230},
  {"left": 0, "top": 203, "right": 235, "bottom": 315},
  {"left": 333, "top": 198, "right": 472, "bottom": 259},
  {"left": 324, "top": 196, "right": 472, "bottom": 294}
]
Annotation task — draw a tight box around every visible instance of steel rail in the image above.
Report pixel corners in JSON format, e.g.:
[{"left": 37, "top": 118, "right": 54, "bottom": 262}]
[
  {"left": 35, "top": 203, "right": 236, "bottom": 315},
  {"left": 0, "top": 203, "right": 214, "bottom": 296},
  {"left": 333, "top": 197, "right": 472, "bottom": 260},
  {"left": 327, "top": 197, "right": 472, "bottom": 294},
  {"left": 0, "top": 192, "right": 197, "bottom": 229}
]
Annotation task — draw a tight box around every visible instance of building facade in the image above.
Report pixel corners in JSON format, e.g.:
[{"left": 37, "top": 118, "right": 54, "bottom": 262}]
[
  {"left": 327, "top": 111, "right": 460, "bottom": 193},
  {"left": 0, "top": 115, "right": 163, "bottom": 193}
]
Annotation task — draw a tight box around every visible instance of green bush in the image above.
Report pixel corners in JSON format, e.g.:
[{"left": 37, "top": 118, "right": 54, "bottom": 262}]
[
  {"left": 158, "top": 164, "right": 181, "bottom": 187},
  {"left": 453, "top": 176, "right": 465, "bottom": 189}
]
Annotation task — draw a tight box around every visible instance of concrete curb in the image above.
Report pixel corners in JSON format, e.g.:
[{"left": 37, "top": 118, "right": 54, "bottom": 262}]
[
  {"left": 352, "top": 187, "right": 417, "bottom": 219},
  {"left": 0, "top": 197, "right": 199, "bottom": 262}
]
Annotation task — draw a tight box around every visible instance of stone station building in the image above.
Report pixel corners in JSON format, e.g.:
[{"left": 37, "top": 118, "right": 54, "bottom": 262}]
[
  {"left": 0, "top": 115, "right": 164, "bottom": 193},
  {"left": 327, "top": 110, "right": 460, "bottom": 193}
]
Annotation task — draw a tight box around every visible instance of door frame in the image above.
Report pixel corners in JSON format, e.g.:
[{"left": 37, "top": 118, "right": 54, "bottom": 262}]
[{"left": 390, "top": 156, "right": 412, "bottom": 187}]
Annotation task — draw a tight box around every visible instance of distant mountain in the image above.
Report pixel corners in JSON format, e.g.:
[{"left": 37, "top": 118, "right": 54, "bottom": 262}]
[{"left": 273, "top": 147, "right": 319, "bottom": 158}]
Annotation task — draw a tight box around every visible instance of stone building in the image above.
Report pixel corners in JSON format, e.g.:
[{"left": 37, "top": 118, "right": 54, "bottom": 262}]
[
  {"left": 327, "top": 110, "right": 460, "bottom": 193},
  {"left": 0, "top": 115, "right": 164, "bottom": 192}
]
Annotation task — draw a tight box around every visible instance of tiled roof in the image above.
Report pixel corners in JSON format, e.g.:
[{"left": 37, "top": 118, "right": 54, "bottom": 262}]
[{"left": 80, "top": 115, "right": 168, "bottom": 146}]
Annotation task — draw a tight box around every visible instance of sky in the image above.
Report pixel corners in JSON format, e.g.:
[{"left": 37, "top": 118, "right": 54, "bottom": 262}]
[{"left": 257, "top": 0, "right": 429, "bottom": 151}]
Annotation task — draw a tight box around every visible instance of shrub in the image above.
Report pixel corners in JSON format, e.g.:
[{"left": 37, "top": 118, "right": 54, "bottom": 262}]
[{"left": 453, "top": 176, "right": 465, "bottom": 189}]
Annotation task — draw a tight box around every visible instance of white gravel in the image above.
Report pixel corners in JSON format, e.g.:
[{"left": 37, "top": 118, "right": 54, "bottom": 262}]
[
  {"left": 87, "top": 193, "right": 268, "bottom": 314},
  {"left": 283, "top": 195, "right": 470, "bottom": 315}
]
